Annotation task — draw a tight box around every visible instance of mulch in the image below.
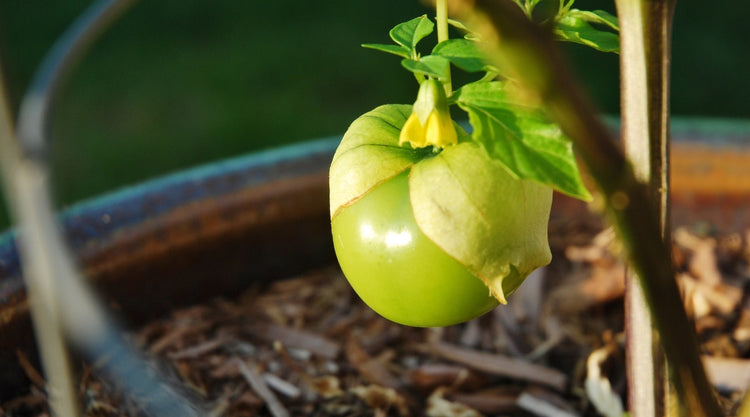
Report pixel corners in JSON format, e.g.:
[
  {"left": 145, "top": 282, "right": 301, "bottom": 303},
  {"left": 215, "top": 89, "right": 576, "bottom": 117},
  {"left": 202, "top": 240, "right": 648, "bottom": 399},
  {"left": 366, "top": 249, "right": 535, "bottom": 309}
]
[{"left": 2, "top": 214, "right": 749, "bottom": 416}]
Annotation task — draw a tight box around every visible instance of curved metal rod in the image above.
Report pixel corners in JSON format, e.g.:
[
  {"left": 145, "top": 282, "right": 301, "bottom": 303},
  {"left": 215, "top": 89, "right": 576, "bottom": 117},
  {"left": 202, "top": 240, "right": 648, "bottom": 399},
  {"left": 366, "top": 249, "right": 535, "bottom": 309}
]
[
  {"left": 16, "top": 0, "right": 135, "bottom": 159},
  {"left": 8, "top": 0, "right": 204, "bottom": 415}
]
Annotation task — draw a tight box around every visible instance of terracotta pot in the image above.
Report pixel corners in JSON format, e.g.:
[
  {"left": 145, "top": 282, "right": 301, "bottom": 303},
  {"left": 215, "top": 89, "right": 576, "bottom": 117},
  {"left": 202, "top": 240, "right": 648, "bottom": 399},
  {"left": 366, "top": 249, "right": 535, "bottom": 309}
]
[{"left": 0, "top": 123, "right": 748, "bottom": 400}]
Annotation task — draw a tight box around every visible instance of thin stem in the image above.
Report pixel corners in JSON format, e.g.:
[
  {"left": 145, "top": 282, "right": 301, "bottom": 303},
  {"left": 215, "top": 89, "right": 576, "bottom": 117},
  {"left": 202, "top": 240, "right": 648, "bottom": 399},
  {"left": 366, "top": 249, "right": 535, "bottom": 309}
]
[
  {"left": 0, "top": 69, "right": 80, "bottom": 417},
  {"left": 448, "top": 1, "right": 722, "bottom": 416},
  {"left": 436, "top": 0, "right": 452, "bottom": 94}
]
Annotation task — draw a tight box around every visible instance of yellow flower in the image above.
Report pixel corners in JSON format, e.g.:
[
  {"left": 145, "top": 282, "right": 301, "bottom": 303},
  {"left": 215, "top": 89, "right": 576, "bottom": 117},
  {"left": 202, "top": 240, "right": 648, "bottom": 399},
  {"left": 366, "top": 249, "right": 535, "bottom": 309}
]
[{"left": 399, "top": 79, "right": 457, "bottom": 149}]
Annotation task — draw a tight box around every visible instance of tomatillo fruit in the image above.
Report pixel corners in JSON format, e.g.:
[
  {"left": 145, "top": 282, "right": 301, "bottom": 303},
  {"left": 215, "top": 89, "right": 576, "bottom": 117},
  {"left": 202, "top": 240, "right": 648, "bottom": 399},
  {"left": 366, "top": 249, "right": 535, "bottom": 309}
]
[
  {"left": 330, "top": 104, "right": 552, "bottom": 327},
  {"left": 332, "top": 171, "right": 499, "bottom": 327}
]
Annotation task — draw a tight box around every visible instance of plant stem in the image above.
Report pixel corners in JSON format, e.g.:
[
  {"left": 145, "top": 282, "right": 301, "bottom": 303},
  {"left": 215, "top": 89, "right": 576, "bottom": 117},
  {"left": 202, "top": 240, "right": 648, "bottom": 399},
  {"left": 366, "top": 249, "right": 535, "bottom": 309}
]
[
  {"left": 615, "top": 0, "right": 675, "bottom": 415},
  {"left": 0, "top": 68, "right": 80, "bottom": 417},
  {"left": 436, "top": 0, "right": 453, "bottom": 94},
  {"left": 448, "top": 1, "right": 722, "bottom": 416}
]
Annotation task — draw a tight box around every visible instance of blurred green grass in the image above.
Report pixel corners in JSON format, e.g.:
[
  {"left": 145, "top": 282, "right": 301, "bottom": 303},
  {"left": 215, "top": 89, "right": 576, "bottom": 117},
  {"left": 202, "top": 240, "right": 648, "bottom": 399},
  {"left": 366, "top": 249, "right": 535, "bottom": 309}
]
[{"left": 0, "top": 0, "right": 748, "bottom": 231}]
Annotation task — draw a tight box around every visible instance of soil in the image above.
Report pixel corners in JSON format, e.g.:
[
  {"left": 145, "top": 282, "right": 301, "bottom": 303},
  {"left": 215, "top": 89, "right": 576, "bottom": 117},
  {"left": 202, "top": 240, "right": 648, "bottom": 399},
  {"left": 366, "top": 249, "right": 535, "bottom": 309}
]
[{"left": 2, "top": 213, "right": 749, "bottom": 417}]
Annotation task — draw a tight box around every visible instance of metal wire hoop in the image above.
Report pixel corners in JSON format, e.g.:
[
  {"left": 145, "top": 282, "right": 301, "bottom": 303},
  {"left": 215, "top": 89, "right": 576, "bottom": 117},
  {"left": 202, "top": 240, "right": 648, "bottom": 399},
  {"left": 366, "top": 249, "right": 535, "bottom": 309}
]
[
  {"left": 12, "top": 0, "right": 204, "bottom": 415},
  {"left": 16, "top": 0, "right": 136, "bottom": 159}
]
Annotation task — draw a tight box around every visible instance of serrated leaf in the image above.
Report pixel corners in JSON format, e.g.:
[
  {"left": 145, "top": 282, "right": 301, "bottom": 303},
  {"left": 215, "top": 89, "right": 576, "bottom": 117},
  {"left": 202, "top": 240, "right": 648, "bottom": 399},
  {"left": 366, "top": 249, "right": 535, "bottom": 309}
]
[
  {"left": 390, "top": 15, "right": 434, "bottom": 55},
  {"left": 555, "top": 13, "right": 619, "bottom": 53},
  {"left": 329, "top": 104, "right": 429, "bottom": 218},
  {"left": 432, "top": 39, "right": 492, "bottom": 73},
  {"left": 454, "top": 81, "right": 592, "bottom": 200},
  {"left": 401, "top": 55, "right": 451, "bottom": 81},
  {"left": 362, "top": 43, "right": 410, "bottom": 59},
  {"left": 410, "top": 141, "right": 552, "bottom": 303}
]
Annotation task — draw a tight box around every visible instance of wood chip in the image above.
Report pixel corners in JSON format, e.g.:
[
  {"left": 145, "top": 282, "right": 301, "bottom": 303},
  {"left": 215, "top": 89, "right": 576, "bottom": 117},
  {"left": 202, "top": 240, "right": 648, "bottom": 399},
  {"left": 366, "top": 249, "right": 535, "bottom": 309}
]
[
  {"left": 233, "top": 358, "right": 290, "bottom": 417},
  {"left": 675, "top": 227, "right": 723, "bottom": 286},
  {"left": 345, "top": 337, "right": 401, "bottom": 390},
  {"left": 733, "top": 307, "right": 750, "bottom": 344},
  {"left": 262, "top": 372, "right": 301, "bottom": 399},
  {"left": 16, "top": 349, "right": 46, "bottom": 388},
  {"left": 407, "top": 363, "right": 484, "bottom": 392},
  {"left": 311, "top": 375, "right": 344, "bottom": 399},
  {"left": 447, "top": 388, "right": 518, "bottom": 414},
  {"left": 149, "top": 320, "right": 212, "bottom": 354},
  {"left": 423, "top": 342, "right": 568, "bottom": 391},
  {"left": 679, "top": 273, "right": 743, "bottom": 317},
  {"left": 550, "top": 264, "right": 625, "bottom": 315},
  {"left": 351, "top": 385, "right": 410, "bottom": 417},
  {"left": 517, "top": 388, "right": 580, "bottom": 417},
  {"left": 247, "top": 323, "right": 340, "bottom": 359},
  {"left": 168, "top": 338, "right": 225, "bottom": 360},
  {"left": 425, "top": 388, "right": 483, "bottom": 417},
  {"left": 703, "top": 355, "right": 750, "bottom": 392}
]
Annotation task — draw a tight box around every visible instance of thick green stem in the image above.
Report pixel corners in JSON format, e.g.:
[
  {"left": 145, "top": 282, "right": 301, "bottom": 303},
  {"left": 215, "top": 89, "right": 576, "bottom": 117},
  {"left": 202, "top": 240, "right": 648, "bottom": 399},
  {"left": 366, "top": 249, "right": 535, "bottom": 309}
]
[{"left": 449, "top": 0, "right": 722, "bottom": 416}]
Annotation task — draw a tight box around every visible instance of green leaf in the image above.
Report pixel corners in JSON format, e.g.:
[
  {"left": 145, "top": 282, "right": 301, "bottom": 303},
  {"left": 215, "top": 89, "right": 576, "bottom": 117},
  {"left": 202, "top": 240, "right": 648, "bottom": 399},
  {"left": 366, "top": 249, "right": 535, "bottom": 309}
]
[
  {"left": 329, "top": 104, "right": 429, "bottom": 218},
  {"left": 447, "top": 18, "right": 481, "bottom": 41},
  {"left": 401, "top": 55, "right": 451, "bottom": 81},
  {"left": 432, "top": 39, "right": 492, "bottom": 73},
  {"left": 447, "top": 18, "right": 470, "bottom": 32},
  {"left": 555, "top": 12, "right": 620, "bottom": 53},
  {"left": 569, "top": 9, "right": 619, "bottom": 31},
  {"left": 454, "top": 81, "right": 592, "bottom": 200},
  {"left": 390, "top": 15, "right": 435, "bottom": 55},
  {"left": 361, "top": 43, "right": 410, "bottom": 59},
  {"left": 410, "top": 141, "right": 552, "bottom": 303}
]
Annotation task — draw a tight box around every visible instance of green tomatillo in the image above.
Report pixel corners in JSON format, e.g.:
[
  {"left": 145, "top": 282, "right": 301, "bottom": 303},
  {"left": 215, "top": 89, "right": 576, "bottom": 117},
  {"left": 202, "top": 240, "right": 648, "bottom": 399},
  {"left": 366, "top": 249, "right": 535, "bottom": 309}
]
[
  {"left": 331, "top": 8, "right": 598, "bottom": 327},
  {"left": 330, "top": 103, "right": 553, "bottom": 327}
]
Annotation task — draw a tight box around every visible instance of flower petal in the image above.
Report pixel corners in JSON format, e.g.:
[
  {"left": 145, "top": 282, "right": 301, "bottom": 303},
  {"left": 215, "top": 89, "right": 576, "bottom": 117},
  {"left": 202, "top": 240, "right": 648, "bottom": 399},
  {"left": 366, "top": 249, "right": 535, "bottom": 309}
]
[{"left": 399, "top": 112, "right": 427, "bottom": 148}]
